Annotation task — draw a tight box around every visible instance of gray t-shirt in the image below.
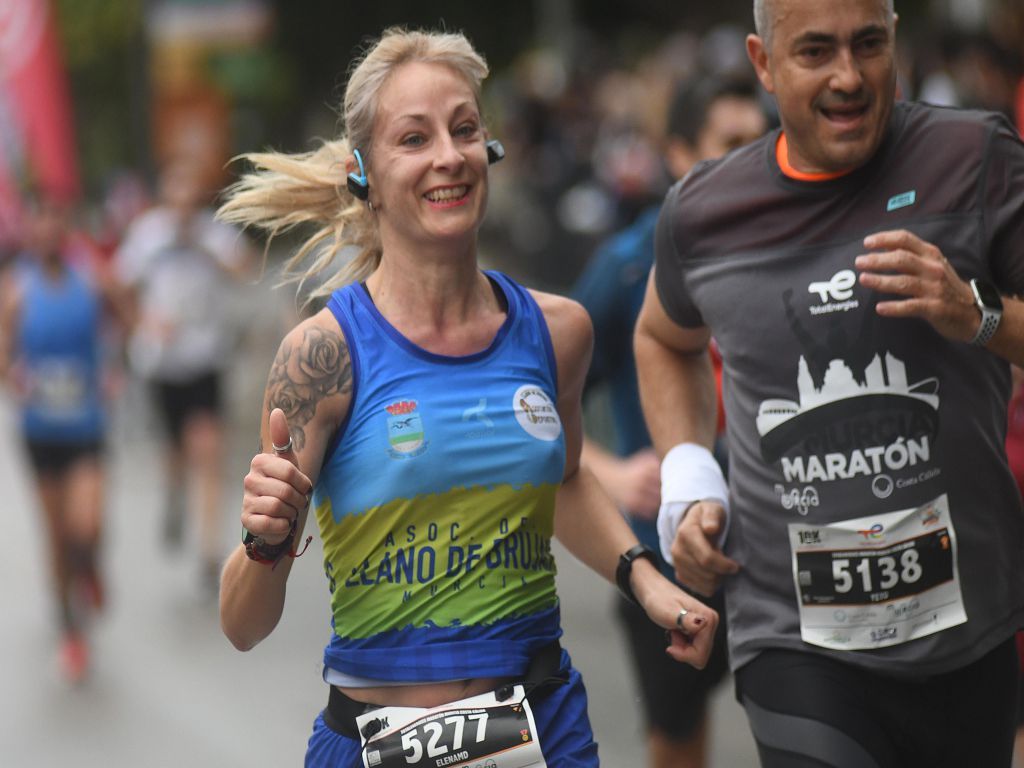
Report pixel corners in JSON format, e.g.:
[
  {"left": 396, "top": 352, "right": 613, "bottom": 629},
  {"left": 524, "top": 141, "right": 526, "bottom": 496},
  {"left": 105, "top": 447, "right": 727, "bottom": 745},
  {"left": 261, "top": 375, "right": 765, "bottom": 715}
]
[{"left": 655, "top": 101, "right": 1024, "bottom": 676}]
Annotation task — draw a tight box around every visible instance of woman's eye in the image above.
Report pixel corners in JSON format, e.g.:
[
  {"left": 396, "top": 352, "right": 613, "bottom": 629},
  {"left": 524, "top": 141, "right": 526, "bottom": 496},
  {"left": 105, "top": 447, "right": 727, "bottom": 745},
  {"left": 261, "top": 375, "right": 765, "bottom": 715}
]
[{"left": 402, "top": 134, "right": 425, "bottom": 147}]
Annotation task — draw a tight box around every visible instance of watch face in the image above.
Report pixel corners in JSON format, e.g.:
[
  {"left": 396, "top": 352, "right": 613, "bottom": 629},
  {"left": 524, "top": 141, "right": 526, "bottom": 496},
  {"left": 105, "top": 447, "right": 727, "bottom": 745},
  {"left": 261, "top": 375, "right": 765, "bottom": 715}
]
[{"left": 973, "top": 280, "right": 1003, "bottom": 311}]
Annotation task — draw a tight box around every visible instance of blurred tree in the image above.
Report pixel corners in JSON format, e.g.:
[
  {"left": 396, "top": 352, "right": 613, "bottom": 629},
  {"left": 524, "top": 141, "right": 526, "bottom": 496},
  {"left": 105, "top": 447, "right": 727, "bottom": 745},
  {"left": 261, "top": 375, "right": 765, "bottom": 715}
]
[
  {"left": 268, "top": 0, "right": 538, "bottom": 150},
  {"left": 51, "top": 0, "right": 949, "bottom": 198},
  {"left": 55, "top": 0, "right": 149, "bottom": 198}
]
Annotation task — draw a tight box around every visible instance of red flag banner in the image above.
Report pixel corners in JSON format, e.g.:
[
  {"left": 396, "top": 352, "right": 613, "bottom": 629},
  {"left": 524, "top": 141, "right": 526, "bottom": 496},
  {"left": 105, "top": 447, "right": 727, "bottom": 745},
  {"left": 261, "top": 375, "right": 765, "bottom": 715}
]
[{"left": 0, "top": 0, "right": 80, "bottom": 210}]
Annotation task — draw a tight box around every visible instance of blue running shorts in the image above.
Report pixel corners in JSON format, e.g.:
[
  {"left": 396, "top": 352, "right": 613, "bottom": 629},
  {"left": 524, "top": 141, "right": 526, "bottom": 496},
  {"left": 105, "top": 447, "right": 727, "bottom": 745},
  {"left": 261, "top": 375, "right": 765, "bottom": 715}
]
[{"left": 305, "top": 650, "right": 598, "bottom": 767}]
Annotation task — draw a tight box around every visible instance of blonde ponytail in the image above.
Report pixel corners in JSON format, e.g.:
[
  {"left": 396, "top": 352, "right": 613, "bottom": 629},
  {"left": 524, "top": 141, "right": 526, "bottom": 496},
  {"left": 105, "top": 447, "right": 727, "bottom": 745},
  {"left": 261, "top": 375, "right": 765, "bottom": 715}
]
[{"left": 217, "top": 138, "right": 382, "bottom": 301}]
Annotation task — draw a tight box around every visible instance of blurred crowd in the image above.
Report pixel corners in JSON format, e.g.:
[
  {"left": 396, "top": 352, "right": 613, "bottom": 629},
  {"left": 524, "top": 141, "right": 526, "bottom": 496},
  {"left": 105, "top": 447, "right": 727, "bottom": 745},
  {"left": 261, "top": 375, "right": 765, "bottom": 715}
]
[
  {"left": 476, "top": 13, "right": 1023, "bottom": 291},
  {"left": 0, "top": 156, "right": 258, "bottom": 681},
  {"left": 1, "top": 11, "right": 1022, "bottom": 291}
]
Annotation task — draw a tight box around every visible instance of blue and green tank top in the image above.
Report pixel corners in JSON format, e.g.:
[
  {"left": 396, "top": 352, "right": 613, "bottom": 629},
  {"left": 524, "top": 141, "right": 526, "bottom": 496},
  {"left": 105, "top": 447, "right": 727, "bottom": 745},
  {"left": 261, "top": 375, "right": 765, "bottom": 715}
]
[{"left": 314, "top": 271, "right": 566, "bottom": 682}]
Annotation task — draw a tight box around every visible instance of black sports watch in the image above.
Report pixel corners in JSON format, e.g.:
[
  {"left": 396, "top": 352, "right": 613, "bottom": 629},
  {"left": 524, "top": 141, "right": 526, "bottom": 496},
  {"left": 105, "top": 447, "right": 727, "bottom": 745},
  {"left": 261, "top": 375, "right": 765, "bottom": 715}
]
[
  {"left": 615, "top": 544, "right": 659, "bottom": 607},
  {"left": 969, "top": 279, "right": 1003, "bottom": 347},
  {"left": 243, "top": 526, "right": 295, "bottom": 566}
]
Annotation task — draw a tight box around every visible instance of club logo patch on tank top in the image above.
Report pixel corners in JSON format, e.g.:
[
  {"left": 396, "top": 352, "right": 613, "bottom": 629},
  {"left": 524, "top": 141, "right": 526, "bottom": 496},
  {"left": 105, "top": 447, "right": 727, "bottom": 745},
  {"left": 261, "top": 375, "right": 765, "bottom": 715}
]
[
  {"left": 385, "top": 399, "right": 427, "bottom": 458},
  {"left": 513, "top": 384, "right": 561, "bottom": 441}
]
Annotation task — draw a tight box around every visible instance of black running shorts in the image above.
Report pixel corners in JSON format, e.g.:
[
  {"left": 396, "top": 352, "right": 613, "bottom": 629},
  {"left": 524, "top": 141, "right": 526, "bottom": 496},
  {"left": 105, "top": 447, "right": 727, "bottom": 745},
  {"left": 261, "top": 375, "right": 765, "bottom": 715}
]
[{"left": 735, "top": 637, "right": 1018, "bottom": 768}]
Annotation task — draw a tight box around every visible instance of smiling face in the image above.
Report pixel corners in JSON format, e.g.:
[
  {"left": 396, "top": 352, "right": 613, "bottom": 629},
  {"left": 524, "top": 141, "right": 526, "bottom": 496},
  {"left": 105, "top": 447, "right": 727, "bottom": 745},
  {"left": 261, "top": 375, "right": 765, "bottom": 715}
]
[
  {"left": 367, "top": 61, "right": 489, "bottom": 253},
  {"left": 747, "top": 0, "right": 897, "bottom": 174}
]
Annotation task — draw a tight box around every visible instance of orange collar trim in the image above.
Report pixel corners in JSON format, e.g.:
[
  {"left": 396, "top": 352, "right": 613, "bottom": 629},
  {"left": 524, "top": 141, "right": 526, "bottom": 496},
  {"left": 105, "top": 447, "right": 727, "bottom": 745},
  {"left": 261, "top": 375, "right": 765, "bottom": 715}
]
[{"left": 776, "top": 133, "right": 854, "bottom": 181}]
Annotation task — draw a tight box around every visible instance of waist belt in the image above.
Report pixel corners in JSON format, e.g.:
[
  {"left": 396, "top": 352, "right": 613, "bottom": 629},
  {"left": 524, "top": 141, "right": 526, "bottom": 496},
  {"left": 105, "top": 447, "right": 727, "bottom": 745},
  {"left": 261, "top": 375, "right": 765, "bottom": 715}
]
[{"left": 322, "top": 640, "right": 566, "bottom": 740}]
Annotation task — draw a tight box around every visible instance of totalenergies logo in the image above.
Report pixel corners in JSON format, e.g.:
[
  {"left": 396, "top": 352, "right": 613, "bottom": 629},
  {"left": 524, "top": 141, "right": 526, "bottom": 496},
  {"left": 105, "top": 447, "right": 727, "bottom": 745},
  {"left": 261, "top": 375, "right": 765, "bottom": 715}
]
[{"left": 857, "top": 523, "right": 884, "bottom": 540}]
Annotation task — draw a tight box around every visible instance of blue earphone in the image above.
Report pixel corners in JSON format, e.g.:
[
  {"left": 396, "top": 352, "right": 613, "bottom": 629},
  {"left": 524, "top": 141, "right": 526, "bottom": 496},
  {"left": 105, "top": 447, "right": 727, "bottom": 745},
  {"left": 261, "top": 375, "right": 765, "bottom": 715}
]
[{"left": 346, "top": 148, "right": 369, "bottom": 200}]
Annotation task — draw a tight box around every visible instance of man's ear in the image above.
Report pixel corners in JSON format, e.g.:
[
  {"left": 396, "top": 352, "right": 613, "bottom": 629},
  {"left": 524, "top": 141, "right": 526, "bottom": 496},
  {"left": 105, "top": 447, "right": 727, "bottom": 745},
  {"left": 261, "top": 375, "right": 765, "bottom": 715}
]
[{"left": 746, "top": 33, "right": 775, "bottom": 94}]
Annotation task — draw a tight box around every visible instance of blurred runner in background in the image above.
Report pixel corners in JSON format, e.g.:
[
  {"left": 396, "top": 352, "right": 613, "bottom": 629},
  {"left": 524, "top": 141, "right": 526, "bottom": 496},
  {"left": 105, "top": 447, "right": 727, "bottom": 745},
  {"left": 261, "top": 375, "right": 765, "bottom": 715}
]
[
  {"left": 573, "top": 74, "right": 766, "bottom": 768},
  {"left": 115, "top": 159, "right": 253, "bottom": 594},
  {"left": 0, "top": 197, "right": 129, "bottom": 682}
]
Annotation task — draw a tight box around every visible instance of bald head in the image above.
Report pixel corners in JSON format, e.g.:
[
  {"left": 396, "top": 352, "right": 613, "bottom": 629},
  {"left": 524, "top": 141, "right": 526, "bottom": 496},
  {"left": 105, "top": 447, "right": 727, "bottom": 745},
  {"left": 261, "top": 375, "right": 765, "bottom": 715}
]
[{"left": 753, "top": 0, "right": 894, "bottom": 48}]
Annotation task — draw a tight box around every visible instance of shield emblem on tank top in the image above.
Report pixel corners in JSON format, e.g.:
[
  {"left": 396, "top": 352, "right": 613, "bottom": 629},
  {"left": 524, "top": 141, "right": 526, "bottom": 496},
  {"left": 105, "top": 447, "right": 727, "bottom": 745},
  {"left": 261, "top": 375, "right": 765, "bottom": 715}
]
[{"left": 386, "top": 400, "right": 426, "bottom": 457}]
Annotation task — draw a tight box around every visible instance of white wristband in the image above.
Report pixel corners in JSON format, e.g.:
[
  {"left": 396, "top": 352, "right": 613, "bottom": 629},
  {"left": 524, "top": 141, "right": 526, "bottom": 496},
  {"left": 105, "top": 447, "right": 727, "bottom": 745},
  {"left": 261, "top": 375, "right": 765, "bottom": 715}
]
[{"left": 656, "top": 443, "right": 730, "bottom": 563}]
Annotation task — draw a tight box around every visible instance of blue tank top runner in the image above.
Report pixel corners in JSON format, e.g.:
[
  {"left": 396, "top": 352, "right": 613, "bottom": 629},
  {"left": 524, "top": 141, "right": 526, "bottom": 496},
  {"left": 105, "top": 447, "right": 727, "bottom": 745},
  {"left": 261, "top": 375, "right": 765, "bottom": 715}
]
[{"left": 313, "top": 271, "right": 567, "bottom": 682}]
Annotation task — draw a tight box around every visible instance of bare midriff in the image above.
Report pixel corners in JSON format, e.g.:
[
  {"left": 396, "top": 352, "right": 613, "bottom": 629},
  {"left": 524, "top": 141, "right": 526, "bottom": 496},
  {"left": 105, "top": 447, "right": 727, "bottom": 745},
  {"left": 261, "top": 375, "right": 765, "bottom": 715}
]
[{"left": 338, "top": 675, "right": 514, "bottom": 709}]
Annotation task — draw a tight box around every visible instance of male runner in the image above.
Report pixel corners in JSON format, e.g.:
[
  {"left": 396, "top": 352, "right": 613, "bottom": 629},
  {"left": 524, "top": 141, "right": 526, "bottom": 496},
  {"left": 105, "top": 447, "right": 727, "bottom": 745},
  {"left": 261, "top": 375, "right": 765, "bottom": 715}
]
[
  {"left": 573, "top": 75, "right": 766, "bottom": 768},
  {"left": 635, "top": 0, "right": 1024, "bottom": 765}
]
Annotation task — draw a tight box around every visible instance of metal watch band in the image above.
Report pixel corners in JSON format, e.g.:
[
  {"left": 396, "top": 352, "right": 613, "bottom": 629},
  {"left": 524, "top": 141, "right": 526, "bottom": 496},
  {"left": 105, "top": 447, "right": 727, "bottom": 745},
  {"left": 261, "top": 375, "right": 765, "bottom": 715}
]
[
  {"left": 969, "top": 279, "right": 1002, "bottom": 347},
  {"left": 970, "top": 310, "right": 1000, "bottom": 347}
]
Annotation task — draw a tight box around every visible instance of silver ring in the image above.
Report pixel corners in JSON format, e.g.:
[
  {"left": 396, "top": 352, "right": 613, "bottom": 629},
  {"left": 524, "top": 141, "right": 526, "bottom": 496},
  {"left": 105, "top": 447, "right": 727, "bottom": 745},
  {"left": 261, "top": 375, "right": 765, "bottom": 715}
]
[
  {"left": 676, "top": 608, "right": 688, "bottom": 630},
  {"left": 272, "top": 436, "right": 293, "bottom": 454}
]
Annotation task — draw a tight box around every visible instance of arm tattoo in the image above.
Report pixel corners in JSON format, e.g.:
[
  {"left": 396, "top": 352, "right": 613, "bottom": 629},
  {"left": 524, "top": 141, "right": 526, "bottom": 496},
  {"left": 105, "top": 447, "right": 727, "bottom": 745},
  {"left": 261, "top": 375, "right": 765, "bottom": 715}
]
[{"left": 266, "top": 326, "right": 352, "bottom": 452}]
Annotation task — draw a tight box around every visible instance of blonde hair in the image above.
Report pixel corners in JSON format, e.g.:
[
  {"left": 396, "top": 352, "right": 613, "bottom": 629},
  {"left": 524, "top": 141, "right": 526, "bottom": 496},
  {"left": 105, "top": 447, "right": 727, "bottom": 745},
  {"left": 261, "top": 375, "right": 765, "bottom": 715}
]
[{"left": 217, "top": 27, "right": 489, "bottom": 301}]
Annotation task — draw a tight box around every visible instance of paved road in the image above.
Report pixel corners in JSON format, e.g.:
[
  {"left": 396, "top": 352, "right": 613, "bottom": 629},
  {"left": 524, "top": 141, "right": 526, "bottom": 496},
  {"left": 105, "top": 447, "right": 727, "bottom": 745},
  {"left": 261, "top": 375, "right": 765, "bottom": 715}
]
[{"left": 0, "top": 286, "right": 759, "bottom": 767}]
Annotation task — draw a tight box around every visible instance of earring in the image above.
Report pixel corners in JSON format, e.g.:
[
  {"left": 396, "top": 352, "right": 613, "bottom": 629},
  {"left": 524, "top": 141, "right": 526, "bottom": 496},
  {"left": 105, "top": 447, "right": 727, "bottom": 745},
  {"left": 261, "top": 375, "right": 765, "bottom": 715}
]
[{"left": 347, "top": 148, "right": 369, "bottom": 200}]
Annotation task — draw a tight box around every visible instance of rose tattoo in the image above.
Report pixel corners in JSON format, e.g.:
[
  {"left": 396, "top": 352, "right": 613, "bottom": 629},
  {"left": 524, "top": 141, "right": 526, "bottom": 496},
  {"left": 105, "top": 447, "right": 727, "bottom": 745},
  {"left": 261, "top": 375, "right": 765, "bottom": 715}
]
[{"left": 266, "top": 326, "right": 352, "bottom": 451}]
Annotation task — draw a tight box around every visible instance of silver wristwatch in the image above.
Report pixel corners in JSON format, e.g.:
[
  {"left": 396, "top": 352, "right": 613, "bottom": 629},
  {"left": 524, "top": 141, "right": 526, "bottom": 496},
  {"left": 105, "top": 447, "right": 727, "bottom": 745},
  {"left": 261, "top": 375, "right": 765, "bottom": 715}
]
[{"left": 969, "top": 279, "right": 1003, "bottom": 347}]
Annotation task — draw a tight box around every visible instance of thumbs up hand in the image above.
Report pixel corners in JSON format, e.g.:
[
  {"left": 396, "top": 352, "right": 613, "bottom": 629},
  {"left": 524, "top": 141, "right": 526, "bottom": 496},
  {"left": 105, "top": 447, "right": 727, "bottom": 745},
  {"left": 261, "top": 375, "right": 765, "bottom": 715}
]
[
  {"left": 268, "top": 406, "right": 300, "bottom": 464},
  {"left": 241, "top": 408, "right": 313, "bottom": 545}
]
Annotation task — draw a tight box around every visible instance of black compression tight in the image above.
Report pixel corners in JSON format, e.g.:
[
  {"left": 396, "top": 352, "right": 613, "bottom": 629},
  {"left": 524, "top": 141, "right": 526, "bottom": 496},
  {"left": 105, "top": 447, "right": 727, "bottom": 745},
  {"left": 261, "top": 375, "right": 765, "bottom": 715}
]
[{"left": 735, "top": 638, "right": 1019, "bottom": 768}]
